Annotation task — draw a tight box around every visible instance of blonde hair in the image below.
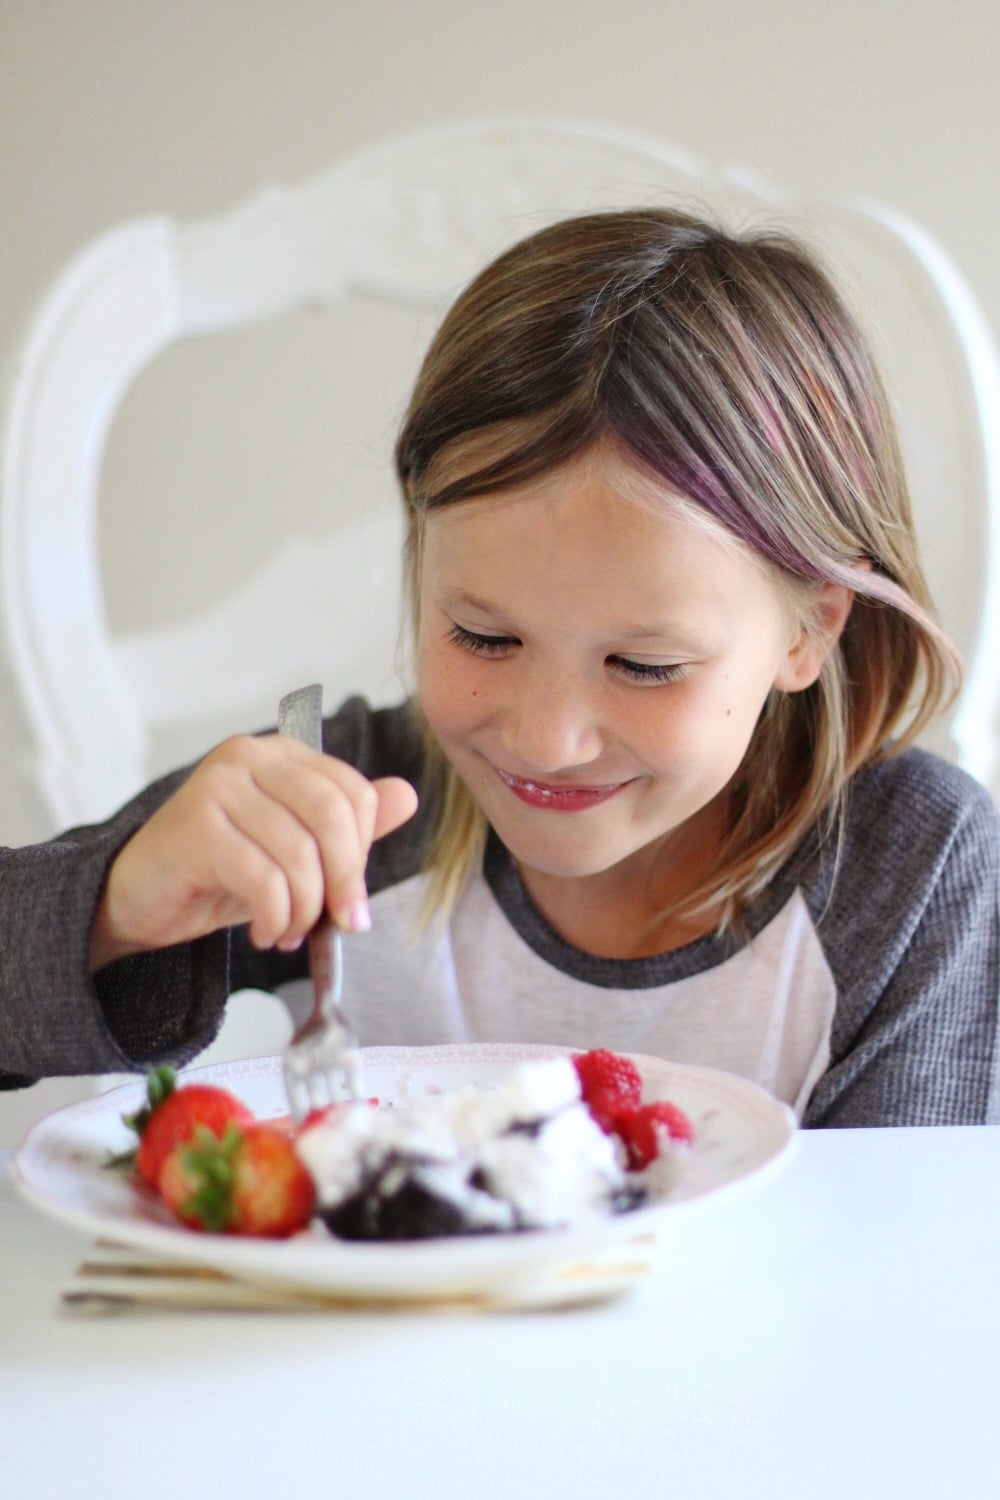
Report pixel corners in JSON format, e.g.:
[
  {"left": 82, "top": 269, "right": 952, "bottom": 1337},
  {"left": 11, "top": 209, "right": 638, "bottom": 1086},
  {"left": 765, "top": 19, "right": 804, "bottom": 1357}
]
[{"left": 394, "top": 209, "right": 961, "bottom": 930}]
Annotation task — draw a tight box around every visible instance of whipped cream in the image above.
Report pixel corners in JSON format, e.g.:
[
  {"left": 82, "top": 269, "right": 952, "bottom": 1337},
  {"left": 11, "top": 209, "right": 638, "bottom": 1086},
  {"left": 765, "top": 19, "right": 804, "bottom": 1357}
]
[{"left": 296, "top": 1056, "right": 634, "bottom": 1239}]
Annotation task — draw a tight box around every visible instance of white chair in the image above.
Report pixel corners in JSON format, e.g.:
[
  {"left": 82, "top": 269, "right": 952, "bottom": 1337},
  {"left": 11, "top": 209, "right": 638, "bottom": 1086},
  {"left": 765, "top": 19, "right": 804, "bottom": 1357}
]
[{"left": 2, "top": 116, "right": 999, "bottom": 1088}]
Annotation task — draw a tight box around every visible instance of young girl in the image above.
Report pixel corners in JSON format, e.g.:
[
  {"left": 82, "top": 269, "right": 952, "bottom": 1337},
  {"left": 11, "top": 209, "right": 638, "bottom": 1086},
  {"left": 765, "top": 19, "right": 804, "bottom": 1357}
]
[{"left": 3, "top": 209, "right": 998, "bottom": 1126}]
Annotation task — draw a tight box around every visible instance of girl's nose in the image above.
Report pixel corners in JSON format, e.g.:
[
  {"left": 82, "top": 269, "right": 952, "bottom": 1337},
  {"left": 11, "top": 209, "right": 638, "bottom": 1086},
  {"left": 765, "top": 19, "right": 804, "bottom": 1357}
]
[{"left": 498, "top": 671, "right": 604, "bottom": 773}]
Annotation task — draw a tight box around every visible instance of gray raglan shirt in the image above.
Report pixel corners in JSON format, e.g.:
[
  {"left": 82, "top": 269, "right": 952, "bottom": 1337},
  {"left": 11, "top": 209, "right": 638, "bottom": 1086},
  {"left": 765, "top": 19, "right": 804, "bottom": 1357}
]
[{"left": 1, "top": 697, "right": 998, "bottom": 1128}]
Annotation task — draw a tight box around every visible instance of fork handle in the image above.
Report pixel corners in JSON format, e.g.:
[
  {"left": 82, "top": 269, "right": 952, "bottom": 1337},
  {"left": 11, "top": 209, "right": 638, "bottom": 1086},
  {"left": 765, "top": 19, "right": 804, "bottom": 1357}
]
[{"left": 307, "top": 915, "right": 343, "bottom": 1020}]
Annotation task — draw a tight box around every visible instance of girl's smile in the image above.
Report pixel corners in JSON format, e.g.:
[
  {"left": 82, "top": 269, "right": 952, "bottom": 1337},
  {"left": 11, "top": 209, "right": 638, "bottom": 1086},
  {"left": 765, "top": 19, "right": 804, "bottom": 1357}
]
[
  {"left": 495, "top": 768, "right": 637, "bottom": 812},
  {"left": 416, "top": 445, "right": 831, "bottom": 941}
]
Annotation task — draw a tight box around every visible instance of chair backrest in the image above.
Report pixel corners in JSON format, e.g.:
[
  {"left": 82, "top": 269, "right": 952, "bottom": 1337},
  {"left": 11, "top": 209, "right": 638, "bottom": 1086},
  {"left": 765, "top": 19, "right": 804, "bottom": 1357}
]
[{"left": 4, "top": 114, "right": 1000, "bottom": 831}]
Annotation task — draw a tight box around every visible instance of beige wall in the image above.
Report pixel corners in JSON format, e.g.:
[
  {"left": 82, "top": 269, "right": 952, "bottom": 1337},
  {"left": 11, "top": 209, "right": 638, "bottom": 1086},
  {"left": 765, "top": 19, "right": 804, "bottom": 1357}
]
[
  {"left": 5, "top": 0, "right": 998, "bottom": 350},
  {"left": 0, "top": 1, "right": 997, "bottom": 1128},
  {"left": 4, "top": 0, "right": 999, "bottom": 838}
]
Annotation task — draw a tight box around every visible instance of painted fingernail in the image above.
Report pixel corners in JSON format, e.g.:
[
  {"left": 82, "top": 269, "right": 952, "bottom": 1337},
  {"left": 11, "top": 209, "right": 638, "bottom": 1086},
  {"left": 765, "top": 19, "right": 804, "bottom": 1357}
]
[{"left": 343, "top": 900, "right": 372, "bottom": 934}]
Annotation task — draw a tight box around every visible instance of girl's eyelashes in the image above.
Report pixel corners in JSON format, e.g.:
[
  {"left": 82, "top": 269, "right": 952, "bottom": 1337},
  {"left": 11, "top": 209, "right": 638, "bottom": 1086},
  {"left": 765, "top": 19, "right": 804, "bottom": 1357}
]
[
  {"left": 446, "top": 622, "right": 518, "bottom": 656},
  {"left": 446, "top": 622, "right": 687, "bottom": 684},
  {"left": 608, "top": 657, "right": 687, "bottom": 685}
]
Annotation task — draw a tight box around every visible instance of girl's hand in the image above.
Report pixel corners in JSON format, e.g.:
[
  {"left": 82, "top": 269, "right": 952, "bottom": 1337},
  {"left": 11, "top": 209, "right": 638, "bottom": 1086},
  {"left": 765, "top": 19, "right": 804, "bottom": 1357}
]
[{"left": 88, "top": 735, "right": 419, "bottom": 972}]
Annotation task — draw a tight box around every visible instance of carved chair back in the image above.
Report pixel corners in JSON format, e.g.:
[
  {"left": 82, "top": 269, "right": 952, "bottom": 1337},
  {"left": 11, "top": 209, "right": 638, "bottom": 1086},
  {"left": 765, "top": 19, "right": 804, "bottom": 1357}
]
[{"left": 4, "top": 116, "right": 998, "bottom": 833}]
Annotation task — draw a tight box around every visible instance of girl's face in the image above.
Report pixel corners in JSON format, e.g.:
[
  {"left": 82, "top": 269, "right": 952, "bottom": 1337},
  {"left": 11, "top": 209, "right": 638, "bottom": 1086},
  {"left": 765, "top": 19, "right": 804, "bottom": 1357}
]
[{"left": 417, "top": 447, "right": 825, "bottom": 899}]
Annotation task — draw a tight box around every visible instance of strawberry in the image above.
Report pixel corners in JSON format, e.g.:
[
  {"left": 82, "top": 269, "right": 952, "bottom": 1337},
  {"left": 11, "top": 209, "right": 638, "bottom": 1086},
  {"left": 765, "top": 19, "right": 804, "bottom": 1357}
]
[
  {"left": 158, "top": 1121, "right": 316, "bottom": 1238},
  {"left": 572, "top": 1049, "right": 643, "bottom": 1134},
  {"left": 124, "top": 1065, "right": 254, "bottom": 1189},
  {"left": 618, "top": 1101, "right": 694, "bottom": 1169}
]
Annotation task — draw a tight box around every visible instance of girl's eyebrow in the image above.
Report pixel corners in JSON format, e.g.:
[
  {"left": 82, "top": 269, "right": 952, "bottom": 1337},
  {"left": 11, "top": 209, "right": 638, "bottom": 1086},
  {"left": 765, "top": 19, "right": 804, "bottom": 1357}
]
[
  {"left": 437, "top": 588, "right": 504, "bottom": 615},
  {"left": 439, "top": 587, "right": 710, "bottom": 648},
  {"left": 618, "top": 621, "right": 715, "bottom": 644}
]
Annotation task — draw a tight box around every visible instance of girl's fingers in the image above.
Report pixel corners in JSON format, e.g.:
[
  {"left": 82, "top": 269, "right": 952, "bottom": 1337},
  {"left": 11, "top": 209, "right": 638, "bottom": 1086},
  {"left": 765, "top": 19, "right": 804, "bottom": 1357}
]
[
  {"left": 95, "top": 792, "right": 308, "bottom": 962},
  {"left": 209, "top": 793, "right": 331, "bottom": 949},
  {"left": 241, "top": 746, "right": 380, "bottom": 933},
  {"left": 207, "top": 737, "right": 419, "bottom": 941},
  {"left": 201, "top": 812, "right": 306, "bottom": 950},
  {"left": 371, "top": 776, "right": 420, "bottom": 839},
  {"left": 95, "top": 736, "right": 420, "bottom": 965},
  {"left": 298, "top": 774, "right": 421, "bottom": 934}
]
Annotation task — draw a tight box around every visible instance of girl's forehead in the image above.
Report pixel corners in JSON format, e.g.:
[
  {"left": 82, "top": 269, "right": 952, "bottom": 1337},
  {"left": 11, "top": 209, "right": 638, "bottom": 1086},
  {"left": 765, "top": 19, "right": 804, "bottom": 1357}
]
[
  {"left": 421, "top": 447, "right": 802, "bottom": 627},
  {"left": 424, "top": 442, "right": 765, "bottom": 571}
]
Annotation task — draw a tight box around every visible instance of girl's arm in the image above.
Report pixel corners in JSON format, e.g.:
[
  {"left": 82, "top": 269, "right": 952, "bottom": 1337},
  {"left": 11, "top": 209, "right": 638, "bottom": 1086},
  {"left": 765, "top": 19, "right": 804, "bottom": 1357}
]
[
  {"left": 0, "top": 763, "right": 208, "bottom": 1086},
  {"left": 0, "top": 699, "right": 419, "bottom": 1087}
]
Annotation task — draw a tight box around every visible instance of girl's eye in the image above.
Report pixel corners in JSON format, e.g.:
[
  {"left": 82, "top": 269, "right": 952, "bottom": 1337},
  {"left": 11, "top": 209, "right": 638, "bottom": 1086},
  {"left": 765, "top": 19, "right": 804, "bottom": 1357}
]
[
  {"left": 446, "top": 622, "right": 518, "bottom": 657},
  {"left": 609, "top": 657, "right": 687, "bottom": 685}
]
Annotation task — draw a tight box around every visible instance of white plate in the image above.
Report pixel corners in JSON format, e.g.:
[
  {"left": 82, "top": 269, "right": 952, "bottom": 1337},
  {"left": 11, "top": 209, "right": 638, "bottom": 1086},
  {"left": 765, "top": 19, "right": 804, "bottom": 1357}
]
[{"left": 12, "top": 1044, "right": 796, "bottom": 1303}]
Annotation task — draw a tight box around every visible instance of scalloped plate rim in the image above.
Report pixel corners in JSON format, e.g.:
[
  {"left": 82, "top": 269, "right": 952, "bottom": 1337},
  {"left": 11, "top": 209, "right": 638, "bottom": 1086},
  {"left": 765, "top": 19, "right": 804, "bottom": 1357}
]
[{"left": 11, "top": 1044, "right": 797, "bottom": 1300}]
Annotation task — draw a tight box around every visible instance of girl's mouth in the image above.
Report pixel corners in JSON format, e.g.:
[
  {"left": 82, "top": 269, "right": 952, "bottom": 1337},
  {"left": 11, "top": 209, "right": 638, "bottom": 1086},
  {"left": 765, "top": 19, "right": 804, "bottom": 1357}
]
[{"left": 496, "top": 769, "right": 633, "bottom": 812}]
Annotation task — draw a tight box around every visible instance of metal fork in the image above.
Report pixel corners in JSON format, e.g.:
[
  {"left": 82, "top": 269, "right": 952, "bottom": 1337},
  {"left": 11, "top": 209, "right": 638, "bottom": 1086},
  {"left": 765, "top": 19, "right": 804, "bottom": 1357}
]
[{"left": 277, "top": 684, "right": 362, "bottom": 1120}]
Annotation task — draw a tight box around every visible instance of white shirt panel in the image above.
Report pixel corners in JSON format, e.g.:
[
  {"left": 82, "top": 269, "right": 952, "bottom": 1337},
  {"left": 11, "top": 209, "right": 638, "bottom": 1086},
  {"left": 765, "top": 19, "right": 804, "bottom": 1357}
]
[{"left": 283, "top": 873, "right": 834, "bottom": 1118}]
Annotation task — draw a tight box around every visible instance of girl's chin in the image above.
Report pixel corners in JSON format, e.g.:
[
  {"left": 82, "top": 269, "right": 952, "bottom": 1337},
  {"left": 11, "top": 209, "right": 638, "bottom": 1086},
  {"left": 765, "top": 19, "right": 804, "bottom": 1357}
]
[
  {"left": 482, "top": 790, "right": 720, "bottom": 887},
  {"left": 485, "top": 814, "right": 651, "bottom": 883}
]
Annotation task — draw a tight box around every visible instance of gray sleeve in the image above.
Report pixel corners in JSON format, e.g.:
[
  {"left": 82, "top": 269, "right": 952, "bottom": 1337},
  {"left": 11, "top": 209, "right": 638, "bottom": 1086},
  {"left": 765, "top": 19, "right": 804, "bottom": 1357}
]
[
  {"left": 0, "top": 762, "right": 232, "bottom": 1086},
  {"left": 802, "top": 754, "right": 1000, "bottom": 1127}
]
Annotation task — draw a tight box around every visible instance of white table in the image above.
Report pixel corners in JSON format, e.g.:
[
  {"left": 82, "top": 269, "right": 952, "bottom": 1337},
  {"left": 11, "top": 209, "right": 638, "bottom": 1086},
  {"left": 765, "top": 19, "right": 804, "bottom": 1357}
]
[{"left": 2, "top": 1127, "right": 999, "bottom": 1500}]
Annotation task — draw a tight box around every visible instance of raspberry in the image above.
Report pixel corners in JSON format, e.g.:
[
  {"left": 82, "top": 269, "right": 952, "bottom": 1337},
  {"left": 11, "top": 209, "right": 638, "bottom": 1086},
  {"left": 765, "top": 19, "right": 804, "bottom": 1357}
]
[
  {"left": 618, "top": 1101, "right": 694, "bottom": 1169},
  {"left": 583, "top": 1086, "right": 631, "bottom": 1135},
  {"left": 572, "top": 1049, "right": 642, "bottom": 1134}
]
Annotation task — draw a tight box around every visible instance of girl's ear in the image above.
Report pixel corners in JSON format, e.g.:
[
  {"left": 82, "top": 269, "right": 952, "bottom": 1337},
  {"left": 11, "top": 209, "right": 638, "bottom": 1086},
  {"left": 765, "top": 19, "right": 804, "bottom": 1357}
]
[{"left": 774, "top": 582, "right": 856, "bottom": 693}]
